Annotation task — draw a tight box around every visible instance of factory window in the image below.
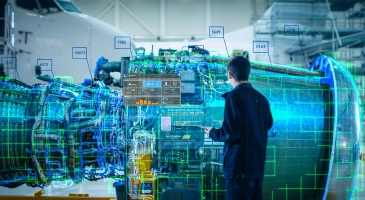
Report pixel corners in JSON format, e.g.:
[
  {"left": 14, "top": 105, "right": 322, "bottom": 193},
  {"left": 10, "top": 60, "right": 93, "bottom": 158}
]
[
  {"left": 56, "top": 0, "right": 81, "bottom": 13},
  {"left": 16, "top": 0, "right": 41, "bottom": 14},
  {"left": 38, "top": 0, "right": 62, "bottom": 15}
]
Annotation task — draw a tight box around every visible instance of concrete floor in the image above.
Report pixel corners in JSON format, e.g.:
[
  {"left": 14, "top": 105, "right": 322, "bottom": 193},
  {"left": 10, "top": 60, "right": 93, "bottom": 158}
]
[
  {"left": 0, "top": 178, "right": 117, "bottom": 197},
  {"left": 0, "top": 162, "right": 365, "bottom": 199}
]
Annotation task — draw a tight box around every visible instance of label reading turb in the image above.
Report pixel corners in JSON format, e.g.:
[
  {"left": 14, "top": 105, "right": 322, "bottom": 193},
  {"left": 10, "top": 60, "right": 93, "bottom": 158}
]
[
  {"left": 72, "top": 47, "right": 87, "bottom": 59},
  {"left": 284, "top": 25, "right": 299, "bottom": 36},
  {"left": 37, "top": 59, "right": 52, "bottom": 71},
  {"left": 209, "top": 26, "right": 224, "bottom": 38},
  {"left": 114, "top": 36, "right": 131, "bottom": 49},
  {"left": 253, "top": 41, "right": 269, "bottom": 53}
]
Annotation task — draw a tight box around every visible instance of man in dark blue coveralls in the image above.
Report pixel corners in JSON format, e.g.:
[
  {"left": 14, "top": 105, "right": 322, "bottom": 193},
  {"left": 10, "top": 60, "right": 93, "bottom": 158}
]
[{"left": 203, "top": 56, "right": 273, "bottom": 200}]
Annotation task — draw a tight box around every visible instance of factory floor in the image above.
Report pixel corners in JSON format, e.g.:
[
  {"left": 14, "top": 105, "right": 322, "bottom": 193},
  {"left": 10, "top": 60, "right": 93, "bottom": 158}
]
[
  {"left": 352, "top": 159, "right": 365, "bottom": 200},
  {"left": 0, "top": 178, "right": 117, "bottom": 197},
  {"left": 0, "top": 162, "right": 365, "bottom": 199}
]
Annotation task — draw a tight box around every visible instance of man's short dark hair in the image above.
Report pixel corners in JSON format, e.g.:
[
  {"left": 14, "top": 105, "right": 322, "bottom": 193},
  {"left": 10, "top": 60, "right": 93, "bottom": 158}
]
[{"left": 227, "top": 56, "right": 251, "bottom": 81}]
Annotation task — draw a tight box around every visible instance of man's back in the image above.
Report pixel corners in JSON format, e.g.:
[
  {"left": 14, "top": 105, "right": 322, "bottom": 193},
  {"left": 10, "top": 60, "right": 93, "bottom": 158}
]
[
  {"left": 205, "top": 56, "right": 273, "bottom": 200},
  {"left": 226, "top": 83, "right": 273, "bottom": 178}
]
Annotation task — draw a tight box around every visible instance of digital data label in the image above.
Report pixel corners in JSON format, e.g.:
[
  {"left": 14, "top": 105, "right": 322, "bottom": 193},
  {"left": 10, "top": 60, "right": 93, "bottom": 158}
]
[
  {"left": 37, "top": 59, "right": 52, "bottom": 71},
  {"left": 253, "top": 41, "right": 269, "bottom": 53},
  {"left": 2, "top": 57, "right": 16, "bottom": 69},
  {"left": 72, "top": 47, "right": 87, "bottom": 59},
  {"left": 209, "top": 26, "right": 224, "bottom": 38},
  {"left": 123, "top": 74, "right": 181, "bottom": 106},
  {"left": 114, "top": 36, "right": 131, "bottom": 49},
  {"left": 284, "top": 25, "right": 299, "bottom": 36}
]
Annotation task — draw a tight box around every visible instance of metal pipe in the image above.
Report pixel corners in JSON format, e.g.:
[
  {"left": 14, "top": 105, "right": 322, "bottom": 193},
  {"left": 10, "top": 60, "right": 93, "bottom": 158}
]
[{"left": 120, "top": 57, "right": 130, "bottom": 87}]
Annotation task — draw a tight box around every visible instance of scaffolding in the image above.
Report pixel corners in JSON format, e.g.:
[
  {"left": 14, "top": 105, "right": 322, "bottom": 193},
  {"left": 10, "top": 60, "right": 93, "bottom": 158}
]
[{"left": 253, "top": 0, "right": 365, "bottom": 160}]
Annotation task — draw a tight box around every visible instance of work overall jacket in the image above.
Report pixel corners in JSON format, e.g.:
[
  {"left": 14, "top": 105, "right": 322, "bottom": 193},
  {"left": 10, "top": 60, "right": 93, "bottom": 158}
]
[{"left": 209, "top": 83, "right": 273, "bottom": 179}]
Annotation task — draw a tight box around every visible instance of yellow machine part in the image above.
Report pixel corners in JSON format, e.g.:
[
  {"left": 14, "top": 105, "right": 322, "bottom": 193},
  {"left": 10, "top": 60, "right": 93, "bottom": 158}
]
[{"left": 128, "top": 147, "right": 155, "bottom": 200}]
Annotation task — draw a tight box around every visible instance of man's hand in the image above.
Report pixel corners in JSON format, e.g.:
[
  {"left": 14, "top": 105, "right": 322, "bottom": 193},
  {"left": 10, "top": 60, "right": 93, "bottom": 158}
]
[{"left": 203, "top": 127, "right": 213, "bottom": 136}]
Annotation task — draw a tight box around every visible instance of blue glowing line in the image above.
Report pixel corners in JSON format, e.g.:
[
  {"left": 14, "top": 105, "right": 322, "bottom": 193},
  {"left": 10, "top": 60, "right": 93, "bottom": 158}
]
[
  {"left": 223, "top": 38, "right": 229, "bottom": 57},
  {"left": 298, "top": 35, "right": 308, "bottom": 68},
  {"left": 86, "top": 58, "right": 93, "bottom": 80}
]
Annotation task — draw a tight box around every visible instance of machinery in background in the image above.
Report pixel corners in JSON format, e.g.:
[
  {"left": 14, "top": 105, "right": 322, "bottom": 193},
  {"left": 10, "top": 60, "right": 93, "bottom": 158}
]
[
  {"left": 3, "top": 0, "right": 133, "bottom": 85},
  {"left": 0, "top": 52, "right": 361, "bottom": 200},
  {"left": 0, "top": 73, "right": 125, "bottom": 189},
  {"left": 231, "top": 49, "right": 249, "bottom": 60}
]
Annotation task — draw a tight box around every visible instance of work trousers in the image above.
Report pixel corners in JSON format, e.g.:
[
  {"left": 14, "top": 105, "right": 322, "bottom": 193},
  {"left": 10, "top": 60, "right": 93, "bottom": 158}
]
[{"left": 225, "top": 178, "right": 263, "bottom": 200}]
